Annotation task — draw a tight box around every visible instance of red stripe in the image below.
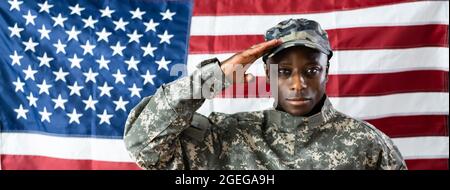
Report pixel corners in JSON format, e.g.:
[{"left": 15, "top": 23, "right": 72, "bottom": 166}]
[
  {"left": 216, "top": 70, "right": 448, "bottom": 98},
  {"left": 366, "top": 115, "right": 448, "bottom": 138},
  {"left": 405, "top": 158, "right": 448, "bottom": 170},
  {"left": 326, "top": 70, "right": 449, "bottom": 97},
  {"left": 2, "top": 155, "right": 447, "bottom": 170},
  {"left": 0, "top": 155, "right": 141, "bottom": 170},
  {"left": 188, "top": 25, "right": 448, "bottom": 54},
  {"left": 193, "top": 0, "right": 416, "bottom": 16}
]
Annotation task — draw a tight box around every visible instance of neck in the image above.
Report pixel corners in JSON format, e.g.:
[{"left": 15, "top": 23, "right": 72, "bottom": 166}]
[{"left": 276, "top": 95, "right": 327, "bottom": 117}]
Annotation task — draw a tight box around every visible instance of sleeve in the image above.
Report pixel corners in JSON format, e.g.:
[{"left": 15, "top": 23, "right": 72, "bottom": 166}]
[
  {"left": 123, "top": 58, "right": 232, "bottom": 170},
  {"left": 376, "top": 133, "right": 408, "bottom": 170}
]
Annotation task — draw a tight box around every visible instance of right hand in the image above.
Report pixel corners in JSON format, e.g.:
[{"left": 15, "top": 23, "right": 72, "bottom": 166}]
[{"left": 220, "top": 39, "right": 282, "bottom": 84}]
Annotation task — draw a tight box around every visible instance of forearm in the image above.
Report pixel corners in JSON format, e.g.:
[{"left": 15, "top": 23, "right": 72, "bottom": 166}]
[{"left": 123, "top": 58, "right": 231, "bottom": 169}]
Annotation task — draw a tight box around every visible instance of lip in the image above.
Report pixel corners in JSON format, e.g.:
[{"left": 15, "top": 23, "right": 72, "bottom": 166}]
[{"left": 285, "top": 98, "right": 311, "bottom": 106}]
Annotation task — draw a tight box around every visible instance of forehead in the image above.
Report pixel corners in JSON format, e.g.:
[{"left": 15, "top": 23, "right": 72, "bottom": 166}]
[{"left": 269, "top": 46, "right": 327, "bottom": 65}]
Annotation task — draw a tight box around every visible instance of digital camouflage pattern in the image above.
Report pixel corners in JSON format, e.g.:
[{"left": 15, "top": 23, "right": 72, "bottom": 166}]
[
  {"left": 263, "top": 18, "right": 333, "bottom": 62},
  {"left": 123, "top": 59, "right": 407, "bottom": 170}
]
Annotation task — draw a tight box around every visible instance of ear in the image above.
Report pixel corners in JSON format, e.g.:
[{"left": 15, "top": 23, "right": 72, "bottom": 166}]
[
  {"left": 325, "top": 62, "right": 330, "bottom": 82},
  {"left": 264, "top": 62, "right": 270, "bottom": 83}
]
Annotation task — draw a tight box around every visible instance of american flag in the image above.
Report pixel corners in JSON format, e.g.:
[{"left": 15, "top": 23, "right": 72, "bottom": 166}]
[{"left": 0, "top": 0, "right": 448, "bottom": 170}]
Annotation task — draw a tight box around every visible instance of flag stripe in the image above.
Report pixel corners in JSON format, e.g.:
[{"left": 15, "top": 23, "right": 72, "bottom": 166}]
[
  {"left": 405, "top": 158, "right": 449, "bottom": 170},
  {"left": 394, "top": 136, "right": 449, "bottom": 159},
  {"left": 0, "top": 132, "right": 132, "bottom": 162},
  {"left": 187, "top": 47, "right": 450, "bottom": 76},
  {"left": 193, "top": 0, "right": 416, "bottom": 16},
  {"left": 327, "top": 70, "right": 449, "bottom": 97},
  {"left": 1, "top": 133, "right": 448, "bottom": 164},
  {"left": 195, "top": 93, "right": 449, "bottom": 119},
  {"left": 0, "top": 155, "right": 140, "bottom": 170},
  {"left": 2, "top": 155, "right": 447, "bottom": 170},
  {"left": 366, "top": 115, "right": 448, "bottom": 138},
  {"left": 190, "top": 1, "right": 449, "bottom": 35},
  {"left": 216, "top": 71, "right": 448, "bottom": 98},
  {"left": 189, "top": 24, "right": 448, "bottom": 54}
]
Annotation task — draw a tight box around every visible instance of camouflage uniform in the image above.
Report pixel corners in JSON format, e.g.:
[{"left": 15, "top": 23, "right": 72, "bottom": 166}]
[{"left": 123, "top": 18, "right": 407, "bottom": 170}]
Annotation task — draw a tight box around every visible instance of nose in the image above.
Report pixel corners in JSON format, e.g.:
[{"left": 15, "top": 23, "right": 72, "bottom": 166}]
[{"left": 290, "top": 72, "right": 307, "bottom": 91}]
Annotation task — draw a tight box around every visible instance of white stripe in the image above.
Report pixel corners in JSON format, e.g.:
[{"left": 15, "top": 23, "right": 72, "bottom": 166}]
[
  {"left": 190, "top": 1, "right": 449, "bottom": 36},
  {"left": 1, "top": 133, "right": 447, "bottom": 161},
  {"left": 195, "top": 93, "right": 449, "bottom": 120},
  {"left": 0, "top": 132, "right": 133, "bottom": 162},
  {"left": 393, "top": 136, "right": 449, "bottom": 160},
  {"left": 330, "top": 92, "right": 449, "bottom": 120},
  {"left": 187, "top": 47, "right": 449, "bottom": 76}
]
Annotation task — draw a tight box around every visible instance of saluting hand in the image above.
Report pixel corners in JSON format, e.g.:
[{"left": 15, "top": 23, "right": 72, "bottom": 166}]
[{"left": 220, "top": 39, "right": 282, "bottom": 84}]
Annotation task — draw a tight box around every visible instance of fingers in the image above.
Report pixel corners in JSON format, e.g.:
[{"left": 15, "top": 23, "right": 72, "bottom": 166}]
[{"left": 247, "top": 39, "right": 282, "bottom": 56}]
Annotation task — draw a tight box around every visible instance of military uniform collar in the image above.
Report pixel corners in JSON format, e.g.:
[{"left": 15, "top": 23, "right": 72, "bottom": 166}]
[{"left": 263, "top": 97, "right": 337, "bottom": 130}]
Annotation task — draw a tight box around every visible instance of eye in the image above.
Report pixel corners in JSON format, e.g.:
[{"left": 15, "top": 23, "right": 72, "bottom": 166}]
[
  {"left": 278, "top": 68, "right": 292, "bottom": 76},
  {"left": 305, "top": 67, "right": 322, "bottom": 77}
]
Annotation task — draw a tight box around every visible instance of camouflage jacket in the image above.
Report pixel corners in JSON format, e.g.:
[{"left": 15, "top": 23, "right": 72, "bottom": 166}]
[{"left": 124, "top": 59, "right": 407, "bottom": 170}]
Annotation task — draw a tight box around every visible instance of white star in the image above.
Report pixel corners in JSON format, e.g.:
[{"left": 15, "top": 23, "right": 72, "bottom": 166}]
[
  {"left": 53, "top": 68, "right": 69, "bottom": 82},
  {"left": 82, "top": 95, "right": 98, "bottom": 111},
  {"left": 98, "top": 82, "right": 113, "bottom": 97},
  {"left": 96, "top": 55, "right": 110, "bottom": 70},
  {"left": 141, "top": 43, "right": 157, "bottom": 57},
  {"left": 38, "top": 1, "right": 53, "bottom": 13},
  {"left": 8, "top": 0, "right": 23, "bottom": 11},
  {"left": 67, "top": 109, "right": 82, "bottom": 124},
  {"left": 23, "top": 10, "right": 37, "bottom": 26},
  {"left": 37, "top": 52, "right": 53, "bottom": 67},
  {"left": 144, "top": 19, "right": 159, "bottom": 32},
  {"left": 127, "top": 30, "right": 143, "bottom": 44},
  {"left": 113, "top": 18, "right": 128, "bottom": 31},
  {"left": 130, "top": 8, "right": 145, "bottom": 20},
  {"left": 37, "top": 80, "right": 52, "bottom": 95},
  {"left": 124, "top": 56, "right": 139, "bottom": 71},
  {"left": 69, "top": 4, "right": 85, "bottom": 16},
  {"left": 97, "top": 109, "right": 113, "bottom": 125},
  {"left": 68, "top": 81, "right": 83, "bottom": 96},
  {"left": 160, "top": 9, "right": 176, "bottom": 21},
  {"left": 81, "top": 40, "right": 95, "bottom": 55},
  {"left": 157, "top": 30, "right": 174, "bottom": 44},
  {"left": 12, "top": 77, "right": 25, "bottom": 92},
  {"left": 39, "top": 107, "right": 52, "bottom": 123},
  {"left": 26, "top": 92, "right": 38, "bottom": 107},
  {"left": 96, "top": 28, "right": 111, "bottom": 43},
  {"left": 66, "top": 26, "right": 81, "bottom": 41},
  {"left": 83, "top": 68, "right": 98, "bottom": 83},
  {"left": 100, "top": 6, "right": 115, "bottom": 18},
  {"left": 113, "top": 96, "right": 129, "bottom": 112},
  {"left": 68, "top": 54, "right": 83, "bottom": 69},
  {"left": 23, "top": 65, "right": 37, "bottom": 81},
  {"left": 10, "top": 51, "right": 23, "bottom": 66},
  {"left": 8, "top": 23, "right": 23, "bottom": 38},
  {"left": 141, "top": 70, "right": 156, "bottom": 85},
  {"left": 52, "top": 13, "right": 67, "bottom": 27},
  {"left": 38, "top": 25, "right": 51, "bottom": 40},
  {"left": 14, "top": 104, "right": 28, "bottom": 120},
  {"left": 52, "top": 94, "right": 67, "bottom": 110},
  {"left": 82, "top": 16, "right": 98, "bottom": 29},
  {"left": 53, "top": 39, "right": 66, "bottom": 54},
  {"left": 110, "top": 42, "right": 126, "bottom": 56},
  {"left": 155, "top": 56, "right": 171, "bottom": 71},
  {"left": 22, "top": 37, "right": 38, "bottom": 52},
  {"left": 112, "top": 69, "right": 126, "bottom": 84},
  {"left": 128, "top": 83, "right": 142, "bottom": 98}
]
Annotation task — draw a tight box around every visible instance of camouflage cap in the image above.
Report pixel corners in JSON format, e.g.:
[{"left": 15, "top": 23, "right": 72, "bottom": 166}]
[{"left": 263, "top": 18, "right": 333, "bottom": 62}]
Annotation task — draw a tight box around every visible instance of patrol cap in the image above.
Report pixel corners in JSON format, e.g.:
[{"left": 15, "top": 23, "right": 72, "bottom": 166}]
[{"left": 262, "top": 18, "right": 333, "bottom": 62}]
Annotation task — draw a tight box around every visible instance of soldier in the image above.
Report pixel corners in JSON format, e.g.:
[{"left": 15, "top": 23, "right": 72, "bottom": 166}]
[{"left": 123, "top": 18, "right": 407, "bottom": 170}]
